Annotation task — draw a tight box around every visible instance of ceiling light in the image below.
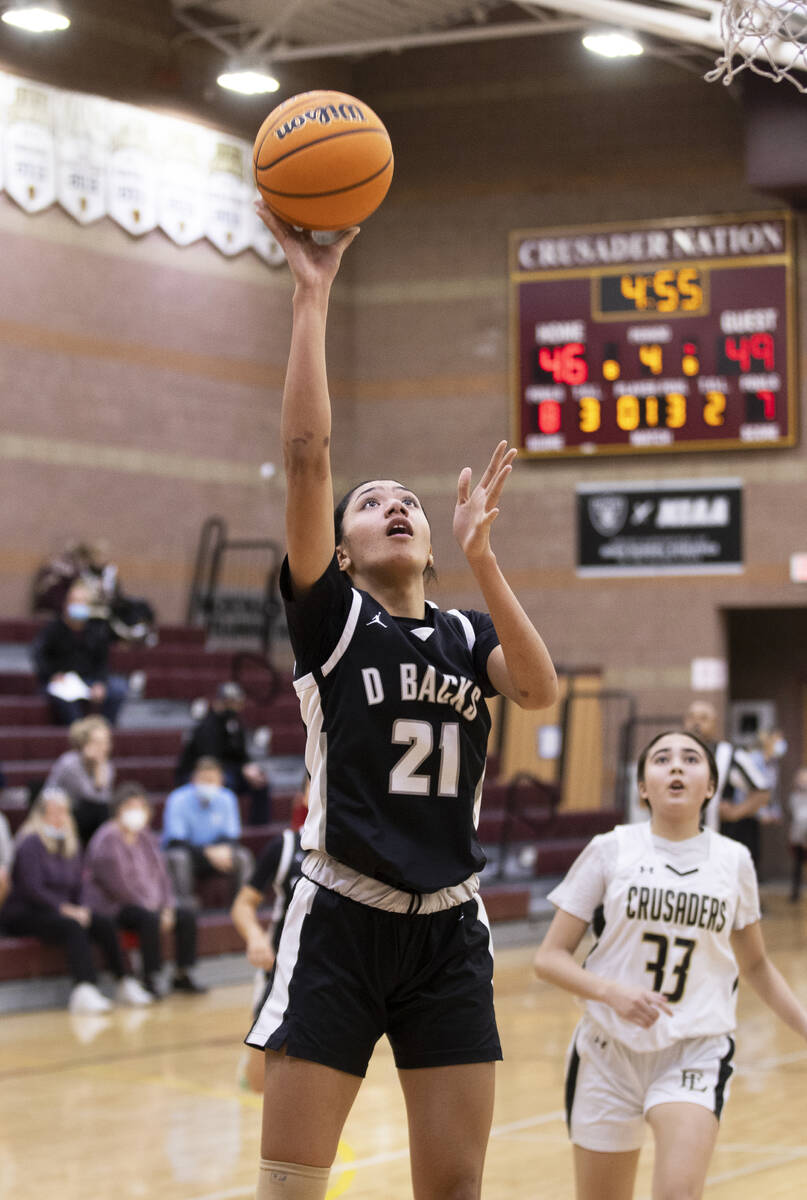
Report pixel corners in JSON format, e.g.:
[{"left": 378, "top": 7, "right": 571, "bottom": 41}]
[
  {"left": 582, "top": 30, "right": 643, "bottom": 58},
  {"left": 1, "top": 5, "right": 70, "bottom": 32},
  {"left": 216, "top": 66, "right": 280, "bottom": 96}
]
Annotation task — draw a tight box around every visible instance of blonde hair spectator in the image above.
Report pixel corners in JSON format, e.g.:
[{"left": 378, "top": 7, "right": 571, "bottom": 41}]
[{"left": 17, "top": 788, "right": 81, "bottom": 860}]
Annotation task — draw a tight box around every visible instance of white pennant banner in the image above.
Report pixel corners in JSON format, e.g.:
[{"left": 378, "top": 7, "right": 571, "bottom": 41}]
[{"left": 0, "top": 70, "right": 284, "bottom": 265}]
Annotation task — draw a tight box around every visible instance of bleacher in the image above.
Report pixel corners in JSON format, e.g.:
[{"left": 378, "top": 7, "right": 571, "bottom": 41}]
[{"left": 0, "top": 616, "right": 619, "bottom": 1001}]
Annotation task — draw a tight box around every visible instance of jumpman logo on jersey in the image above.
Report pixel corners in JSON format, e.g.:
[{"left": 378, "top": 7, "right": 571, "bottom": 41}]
[{"left": 366, "top": 612, "right": 388, "bottom": 629}]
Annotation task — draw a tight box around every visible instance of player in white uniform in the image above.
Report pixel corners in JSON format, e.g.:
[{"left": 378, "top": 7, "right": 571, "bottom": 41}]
[
  {"left": 535, "top": 730, "right": 807, "bottom": 1200},
  {"left": 249, "top": 202, "right": 558, "bottom": 1200}
]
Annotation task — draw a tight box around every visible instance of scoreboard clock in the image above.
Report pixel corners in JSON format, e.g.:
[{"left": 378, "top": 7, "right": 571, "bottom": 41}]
[{"left": 510, "top": 211, "right": 797, "bottom": 458}]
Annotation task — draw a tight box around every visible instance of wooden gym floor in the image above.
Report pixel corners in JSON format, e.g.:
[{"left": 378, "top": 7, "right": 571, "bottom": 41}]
[{"left": 1, "top": 893, "right": 806, "bottom": 1200}]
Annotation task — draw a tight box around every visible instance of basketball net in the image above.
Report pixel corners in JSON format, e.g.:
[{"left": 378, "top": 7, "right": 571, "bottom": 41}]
[{"left": 706, "top": 0, "right": 807, "bottom": 90}]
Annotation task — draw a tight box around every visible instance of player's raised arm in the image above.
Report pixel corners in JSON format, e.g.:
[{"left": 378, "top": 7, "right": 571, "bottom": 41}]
[
  {"left": 453, "top": 440, "right": 558, "bottom": 710},
  {"left": 256, "top": 202, "right": 360, "bottom": 594}
]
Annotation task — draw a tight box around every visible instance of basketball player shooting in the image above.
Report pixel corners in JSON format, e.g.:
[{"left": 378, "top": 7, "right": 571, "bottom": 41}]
[{"left": 246, "top": 201, "right": 558, "bottom": 1200}]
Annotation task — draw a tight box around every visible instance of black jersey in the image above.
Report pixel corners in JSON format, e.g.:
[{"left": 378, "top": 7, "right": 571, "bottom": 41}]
[
  {"left": 281, "top": 556, "right": 500, "bottom": 893},
  {"left": 249, "top": 828, "right": 305, "bottom": 953}
]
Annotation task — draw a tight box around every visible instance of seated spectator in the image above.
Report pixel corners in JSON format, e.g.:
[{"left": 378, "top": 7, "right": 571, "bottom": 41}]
[
  {"left": 0, "top": 788, "right": 152, "bottom": 1013},
  {"left": 82, "top": 538, "right": 158, "bottom": 646},
  {"left": 83, "top": 782, "right": 206, "bottom": 996},
  {"left": 176, "top": 682, "right": 271, "bottom": 825},
  {"left": 31, "top": 580, "right": 128, "bottom": 726},
  {"left": 45, "top": 716, "right": 116, "bottom": 846},
  {"left": 162, "top": 758, "right": 253, "bottom": 906},
  {"left": 0, "top": 808, "right": 13, "bottom": 910},
  {"left": 31, "top": 539, "right": 94, "bottom": 616},
  {"left": 33, "top": 537, "right": 157, "bottom": 645}
]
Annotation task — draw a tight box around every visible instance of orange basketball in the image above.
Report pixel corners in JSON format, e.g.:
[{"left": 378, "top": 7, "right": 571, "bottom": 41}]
[{"left": 252, "top": 90, "right": 393, "bottom": 231}]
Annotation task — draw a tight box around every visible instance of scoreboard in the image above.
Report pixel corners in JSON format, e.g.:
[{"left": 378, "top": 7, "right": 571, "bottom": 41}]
[{"left": 510, "top": 212, "right": 797, "bottom": 459}]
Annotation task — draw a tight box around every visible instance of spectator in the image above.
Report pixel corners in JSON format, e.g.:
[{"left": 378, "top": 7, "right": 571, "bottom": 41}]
[
  {"left": 31, "top": 579, "right": 128, "bottom": 726},
  {"left": 0, "top": 809, "right": 13, "bottom": 910},
  {"left": 683, "top": 700, "right": 769, "bottom": 861},
  {"left": 31, "top": 539, "right": 94, "bottom": 616},
  {"left": 176, "top": 682, "right": 271, "bottom": 825},
  {"left": 83, "top": 782, "right": 206, "bottom": 996},
  {"left": 45, "top": 715, "right": 116, "bottom": 846},
  {"left": 231, "top": 788, "right": 308, "bottom": 1092},
  {"left": 788, "top": 766, "right": 807, "bottom": 902},
  {"left": 82, "top": 538, "right": 157, "bottom": 646},
  {"left": 0, "top": 788, "right": 152, "bottom": 1013},
  {"left": 161, "top": 758, "right": 253, "bottom": 906}
]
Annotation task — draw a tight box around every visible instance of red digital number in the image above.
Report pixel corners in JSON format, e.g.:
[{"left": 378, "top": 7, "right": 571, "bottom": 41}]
[
  {"left": 758, "top": 391, "right": 776, "bottom": 420},
  {"left": 537, "top": 342, "right": 588, "bottom": 386},
  {"left": 749, "top": 332, "right": 775, "bottom": 370},
  {"left": 537, "top": 401, "right": 562, "bottom": 434},
  {"left": 723, "top": 333, "right": 775, "bottom": 373}
]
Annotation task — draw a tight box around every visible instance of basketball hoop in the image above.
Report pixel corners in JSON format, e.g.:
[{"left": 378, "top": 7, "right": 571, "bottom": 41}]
[{"left": 706, "top": 0, "right": 807, "bottom": 91}]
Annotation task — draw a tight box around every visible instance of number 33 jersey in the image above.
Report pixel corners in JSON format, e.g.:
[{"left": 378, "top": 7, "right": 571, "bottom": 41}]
[
  {"left": 281, "top": 555, "right": 500, "bottom": 894},
  {"left": 547, "top": 822, "right": 761, "bottom": 1051}
]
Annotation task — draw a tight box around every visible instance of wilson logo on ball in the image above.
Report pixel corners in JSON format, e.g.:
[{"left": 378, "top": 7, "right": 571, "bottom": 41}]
[
  {"left": 253, "top": 89, "right": 393, "bottom": 231},
  {"left": 276, "top": 103, "right": 368, "bottom": 140}
]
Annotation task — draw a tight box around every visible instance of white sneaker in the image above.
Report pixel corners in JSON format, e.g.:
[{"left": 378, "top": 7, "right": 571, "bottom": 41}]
[
  {"left": 69, "top": 982, "right": 113, "bottom": 1014},
  {"left": 117, "top": 976, "right": 154, "bottom": 1007}
]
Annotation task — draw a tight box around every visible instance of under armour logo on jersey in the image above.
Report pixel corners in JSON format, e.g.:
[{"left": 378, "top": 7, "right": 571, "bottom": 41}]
[
  {"left": 593, "top": 1034, "right": 608, "bottom": 1050},
  {"left": 366, "top": 612, "right": 387, "bottom": 629},
  {"left": 639, "top": 865, "right": 655, "bottom": 874}
]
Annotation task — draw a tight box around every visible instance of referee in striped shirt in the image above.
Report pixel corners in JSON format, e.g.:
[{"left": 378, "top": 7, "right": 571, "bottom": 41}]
[{"left": 684, "top": 700, "right": 770, "bottom": 865}]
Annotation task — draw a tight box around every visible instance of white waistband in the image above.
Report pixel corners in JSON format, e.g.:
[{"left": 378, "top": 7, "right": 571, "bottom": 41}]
[{"left": 301, "top": 851, "right": 479, "bottom": 915}]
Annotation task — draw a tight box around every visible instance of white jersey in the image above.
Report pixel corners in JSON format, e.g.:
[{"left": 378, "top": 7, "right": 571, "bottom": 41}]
[{"left": 547, "top": 822, "right": 760, "bottom": 1051}]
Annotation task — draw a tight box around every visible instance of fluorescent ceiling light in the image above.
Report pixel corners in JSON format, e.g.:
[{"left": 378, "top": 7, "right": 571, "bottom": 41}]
[
  {"left": 582, "top": 30, "right": 643, "bottom": 58},
  {"left": 217, "top": 67, "right": 280, "bottom": 95},
  {"left": 2, "top": 5, "right": 70, "bottom": 32}
]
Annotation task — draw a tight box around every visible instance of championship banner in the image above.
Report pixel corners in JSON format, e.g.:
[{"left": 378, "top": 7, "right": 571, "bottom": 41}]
[
  {"left": 157, "top": 117, "right": 209, "bottom": 247},
  {"left": 2, "top": 76, "right": 56, "bottom": 213},
  {"left": 0, "top": 69, "right": 283, "bottom": 264},
  {"left": 576, "top": 479, "right": 743, "bottom": 576},
  {"left": 205, "top": 137, "right": 253, "bottom": 257},
  {"left": 107, "top": 111, "right": 158, "bottom": 236},
  {"left": 56, "top": 92, "right": 107, "bottom": 225}
]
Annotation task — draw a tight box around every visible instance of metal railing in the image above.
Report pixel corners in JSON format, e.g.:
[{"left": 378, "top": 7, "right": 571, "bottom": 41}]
[{"left": 187, "top": 516, "right": 284, "bottom": 700}]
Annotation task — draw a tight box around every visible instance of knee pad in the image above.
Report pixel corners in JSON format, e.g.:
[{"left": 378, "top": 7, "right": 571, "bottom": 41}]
[{"left": 256, "top": 1158, "right": 330, "bottom": 1200}]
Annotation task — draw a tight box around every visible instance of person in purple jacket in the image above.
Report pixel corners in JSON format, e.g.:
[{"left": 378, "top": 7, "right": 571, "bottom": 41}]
[
  {"left": 0, "top": 788, "right": 152, "bottom": 1013},
  {"left": 83, "top": 782, "right": 206, "bottom": 996}
]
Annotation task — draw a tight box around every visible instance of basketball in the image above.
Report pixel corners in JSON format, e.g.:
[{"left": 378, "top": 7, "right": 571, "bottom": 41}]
[{"left": 252, "top": 90, "right": 393, "bottom": 231}]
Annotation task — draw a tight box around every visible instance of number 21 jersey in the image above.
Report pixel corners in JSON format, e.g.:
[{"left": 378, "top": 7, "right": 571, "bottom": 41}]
[{"left": 281, "top": 556, "right": 500, "bottom": 894}]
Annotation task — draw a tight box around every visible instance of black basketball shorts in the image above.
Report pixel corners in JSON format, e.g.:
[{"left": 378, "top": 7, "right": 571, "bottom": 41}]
[{"left": 245, "top": 878, "right": 502, "bottom": 1077}]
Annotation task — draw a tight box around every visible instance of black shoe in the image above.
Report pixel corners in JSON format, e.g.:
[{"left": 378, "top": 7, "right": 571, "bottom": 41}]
[{"left": 172, "top": 972, "right": 208, "bottom": 995}]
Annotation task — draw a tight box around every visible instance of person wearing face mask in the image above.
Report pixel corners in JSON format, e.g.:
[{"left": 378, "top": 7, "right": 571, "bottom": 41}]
[
  {"left": 0, "top": 788, "right": 152, "bottom": 1012},
  {"left": 161, "top": 757, "right": 254, "bottom": 906},
  {"left": 175, "top": 682, "right": 272, "bottom": 825},
  {"left": 82, "top": 782, "right": 205, "bottom": 996},
  {"left": 31, "top": 580, "right": 129, "bottom": 726}
]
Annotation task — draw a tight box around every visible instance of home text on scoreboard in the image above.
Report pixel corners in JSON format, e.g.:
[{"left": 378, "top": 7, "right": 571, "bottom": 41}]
[{"left": 509, "top": 212, "right": 797, "bottom": 459}]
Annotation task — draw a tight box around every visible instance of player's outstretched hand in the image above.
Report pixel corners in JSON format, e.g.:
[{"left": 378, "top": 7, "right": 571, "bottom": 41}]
[
  {"left": 254, "top": 200, "right": 359, "bottom": 291},
  {"left": 602, "top": 980, "right": 673, "bottom": 1027},
  {"left": 453, "top": 440, "right": 517, "bottom": 565}
]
